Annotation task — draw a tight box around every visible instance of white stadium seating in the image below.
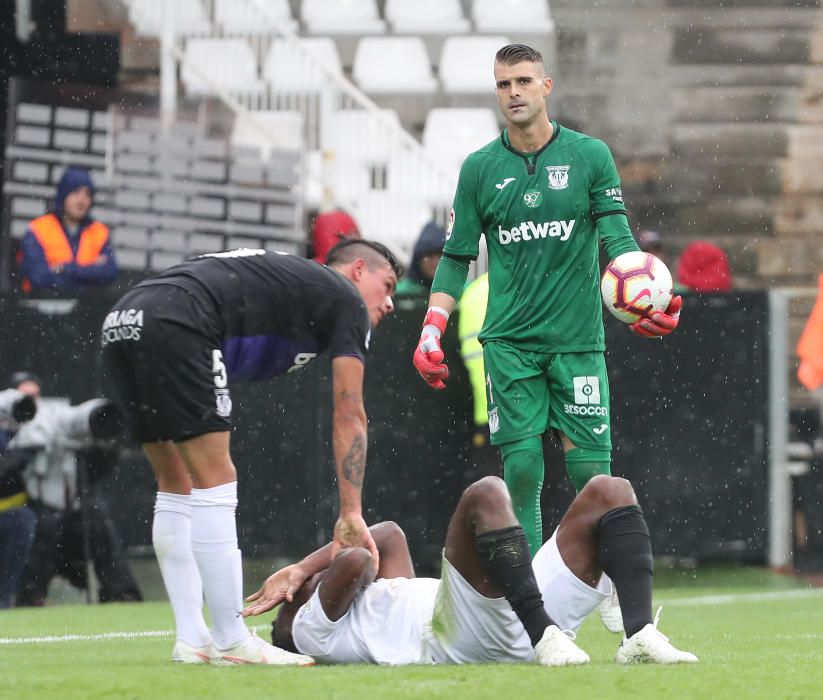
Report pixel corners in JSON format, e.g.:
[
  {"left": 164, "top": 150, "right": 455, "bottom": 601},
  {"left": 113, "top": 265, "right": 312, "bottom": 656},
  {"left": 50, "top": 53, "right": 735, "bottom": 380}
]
[
  {"left": 215, "top": 0, "right": 299, "bottom": 35},
  {"left": 181, "top": 38, "right": 264, "bottom": 96},
  {"left": 231, "top": 111, "right": 305, "bottom": 157},
  {"left": 353, "top": 37, "right": 438, "bottom": 94},
  {"left": 324, "top": 109, "right": 402, "bottom": 165},
  {"left": 422, "top": 108, "right": 501, "bottom": 177},
  {"left": 128, "top": 0, "right": 211, "bottom": 37},
  {"left": 471, "top": 0, "right": 556, "bottom": 33},
  {"left": 301, "top": 0, "right": 386, "bottom": 35},
  {"left": 263, "top": 38, "right": 343, "bottom": 93},
  {"left": 439, "top": 36, "right": 512, "bottom": 93},
  {"left": 384, "top": 0, "right": 470, "bottom": 34}
]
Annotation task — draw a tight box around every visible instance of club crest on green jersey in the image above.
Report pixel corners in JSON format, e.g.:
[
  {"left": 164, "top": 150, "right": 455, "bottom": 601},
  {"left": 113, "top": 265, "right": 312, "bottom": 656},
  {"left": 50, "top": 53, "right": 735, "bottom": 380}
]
[{"left": 546, "top": 165, "right": 570, "bottom": 190}]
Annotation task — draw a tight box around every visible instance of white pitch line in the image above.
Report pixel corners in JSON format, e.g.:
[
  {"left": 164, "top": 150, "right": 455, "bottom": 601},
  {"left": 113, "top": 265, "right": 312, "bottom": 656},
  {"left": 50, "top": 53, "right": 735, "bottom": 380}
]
[
  {"left": 0, "top": 623, "right": 269, "bottom": 646},
  {"left": 1, "top": 590, "right": 821, "bottom": 646},
  {"left": 658, "top": 588, "right": 823, "bottom": 607}
]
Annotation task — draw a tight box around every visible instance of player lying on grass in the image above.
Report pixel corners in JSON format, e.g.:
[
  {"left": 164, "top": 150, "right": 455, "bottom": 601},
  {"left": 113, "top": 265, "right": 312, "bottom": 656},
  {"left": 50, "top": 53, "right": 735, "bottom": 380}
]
[{"left": 244, "top": 475, "right": 697, "bottom": 666}]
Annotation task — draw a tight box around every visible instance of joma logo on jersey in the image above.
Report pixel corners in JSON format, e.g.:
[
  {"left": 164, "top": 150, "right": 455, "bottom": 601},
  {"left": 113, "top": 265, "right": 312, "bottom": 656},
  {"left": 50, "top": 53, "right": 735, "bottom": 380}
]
[{"left": 497, "top": 219, "right": 575, "bottom": 245}]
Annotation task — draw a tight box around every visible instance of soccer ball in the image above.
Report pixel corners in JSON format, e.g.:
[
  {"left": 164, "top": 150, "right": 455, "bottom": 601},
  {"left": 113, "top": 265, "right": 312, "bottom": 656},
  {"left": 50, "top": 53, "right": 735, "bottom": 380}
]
[{"left": 600, "top": 251, "right": 673, "bottom": 323}]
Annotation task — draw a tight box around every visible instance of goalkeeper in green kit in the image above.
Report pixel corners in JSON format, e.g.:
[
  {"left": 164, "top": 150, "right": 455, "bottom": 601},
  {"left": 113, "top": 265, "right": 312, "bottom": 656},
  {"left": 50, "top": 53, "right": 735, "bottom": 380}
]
[{"left": 412, "top": 44, "right": 683, "bottom": 634}]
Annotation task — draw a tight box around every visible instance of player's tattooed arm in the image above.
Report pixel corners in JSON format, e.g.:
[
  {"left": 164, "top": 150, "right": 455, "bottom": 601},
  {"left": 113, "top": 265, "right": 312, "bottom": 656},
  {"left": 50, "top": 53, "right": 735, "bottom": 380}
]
[
  {"left": 341, "top": 432, "right": 366, "bottom": 489},
  {"left": 331, "top": 356, "right": 368, "bottom": 513}
]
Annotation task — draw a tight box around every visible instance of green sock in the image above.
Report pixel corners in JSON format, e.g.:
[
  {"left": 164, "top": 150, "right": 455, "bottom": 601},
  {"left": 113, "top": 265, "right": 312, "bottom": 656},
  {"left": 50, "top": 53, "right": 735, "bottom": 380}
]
[
  {"left": 565, "top": 455, "right": 612, "bottom": 492},
  {"left": 501, "top": 441, "right": 545, "bottom": 555}
]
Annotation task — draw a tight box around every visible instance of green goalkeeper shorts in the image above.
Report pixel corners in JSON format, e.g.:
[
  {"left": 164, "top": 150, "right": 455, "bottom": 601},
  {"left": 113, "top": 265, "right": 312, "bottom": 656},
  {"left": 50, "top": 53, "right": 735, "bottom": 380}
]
[{"left": 482, "top": 341, "right": 612, "bottom": 451}]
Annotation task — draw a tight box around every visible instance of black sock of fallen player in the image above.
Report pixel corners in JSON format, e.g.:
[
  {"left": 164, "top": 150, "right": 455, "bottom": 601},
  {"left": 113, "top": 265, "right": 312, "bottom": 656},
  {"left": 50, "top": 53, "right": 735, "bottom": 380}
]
[
  {"left": 474, "top": 525, "right": 553, "bottom": 647},
  {"left": 598, "top": 505, "right": 654, "bottom": 638}
]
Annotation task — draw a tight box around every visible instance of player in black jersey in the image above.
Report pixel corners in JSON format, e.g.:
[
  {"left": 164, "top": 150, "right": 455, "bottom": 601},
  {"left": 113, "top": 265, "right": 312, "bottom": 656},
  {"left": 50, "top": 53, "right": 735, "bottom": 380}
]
[{"left": 102, "top": 240, "right": 401, "bottom": 665}]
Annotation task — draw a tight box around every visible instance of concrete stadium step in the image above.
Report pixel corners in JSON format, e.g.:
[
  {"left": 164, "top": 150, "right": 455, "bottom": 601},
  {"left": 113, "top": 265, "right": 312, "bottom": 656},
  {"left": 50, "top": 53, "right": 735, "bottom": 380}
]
[
  {"left": 672, "top": 86, "right": 802, "bottom": 123},
  {"left": 671, "top": 124, "right": 823, "bottom": 158},
  {"left": 622, "top": 158, "right": 784, "bottom": 198},
  {"left": 629, "top": 194, "right": 776, "bottom": 236},
  {"left": 672, "top": 26, "right": 812, "bottom": 64},
  {"left": 668, "top": 0, "right": 818, "bottom": 9},
  {"left": 775, "top": 195, "right": 823, "bottom": 237},
  {"left": 756, "top": 235, "right": 823, "bottom": 282},
  {"left": 672, "top": 123, "right": 789, "bottom": 157},
  {"left": 667, "top": 6, "right": 820, "bottom": 29},
  {"left": 670, "top": 64, "right": 812, "bottom": 88}
]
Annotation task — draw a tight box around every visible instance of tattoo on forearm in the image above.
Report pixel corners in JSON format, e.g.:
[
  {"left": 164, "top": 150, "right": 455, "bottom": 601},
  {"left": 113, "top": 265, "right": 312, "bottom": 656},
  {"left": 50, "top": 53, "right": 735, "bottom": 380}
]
[{"left": 342, "top": 434, "right": 366, "bottom": 488}]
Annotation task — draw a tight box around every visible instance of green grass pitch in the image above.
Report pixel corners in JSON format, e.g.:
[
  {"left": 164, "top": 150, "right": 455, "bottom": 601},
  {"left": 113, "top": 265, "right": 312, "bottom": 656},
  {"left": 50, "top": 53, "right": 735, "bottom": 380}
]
[{"left": 2, "top": 566, "right": 821, "bottom": 700}]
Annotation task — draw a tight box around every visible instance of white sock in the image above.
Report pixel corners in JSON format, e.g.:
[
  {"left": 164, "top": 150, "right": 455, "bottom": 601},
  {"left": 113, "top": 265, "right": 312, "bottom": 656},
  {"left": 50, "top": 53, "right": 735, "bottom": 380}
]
[
  {"left": 190, "top": 481, "right": 249, "bottom": 650},
  {"left": 152, "top": 492, "right": 211, "bottom": 647}
]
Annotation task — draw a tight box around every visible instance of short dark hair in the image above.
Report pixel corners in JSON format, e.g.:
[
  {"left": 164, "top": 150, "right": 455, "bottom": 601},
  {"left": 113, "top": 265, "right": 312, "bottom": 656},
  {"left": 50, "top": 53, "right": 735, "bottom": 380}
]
[
  {"left": 495, "top": 44, "right": 544, "bottom": 66},
  {"left": 325, "top": 238, "right": 404, "bottom": 279}
]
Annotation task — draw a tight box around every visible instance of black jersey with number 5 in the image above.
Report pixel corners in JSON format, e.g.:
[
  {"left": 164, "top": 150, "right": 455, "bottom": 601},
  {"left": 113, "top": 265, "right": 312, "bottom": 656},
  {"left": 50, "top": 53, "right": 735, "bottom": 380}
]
[{"left": 136, "top": 249, "right": 370, "bottom": 381}]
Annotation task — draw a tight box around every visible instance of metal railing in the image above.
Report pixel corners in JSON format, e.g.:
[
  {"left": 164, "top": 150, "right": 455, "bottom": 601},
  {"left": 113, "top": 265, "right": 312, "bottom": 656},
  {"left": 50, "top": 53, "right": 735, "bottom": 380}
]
[{"left": 124, "top": 0, "right": 459, "bottom": 261}]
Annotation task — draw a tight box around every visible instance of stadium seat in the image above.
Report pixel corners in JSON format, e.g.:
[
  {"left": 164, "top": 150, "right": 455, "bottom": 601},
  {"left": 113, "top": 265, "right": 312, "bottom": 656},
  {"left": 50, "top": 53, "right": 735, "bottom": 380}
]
[
  {"left": 386, "top": 151, "right": 455, "bottom": 209},
  {"left": 263, "top": 38, "right": 342, "bottom": 93},
  {"left": 181, "top": 38, "right": 264, "bottom": 96},
  {"left": 324, "top": 109, "right": 402, "bottom": 165},
  {"left": 128, "top": 0, "right": 211, "bottom": 37},
  {"left": 301, "top": 0, "right": 386, "bottom": 35},
  {"left": 353, "top": 191, "right": 433, "bottom": 265},
  {"left": 385, "top": 0, "right": 470, "bottom": 34},
  {"left": 231, "top": 111, "right": 304, "bottom": 157},
  {"left": 353, "top": 37, "right": 438, "bottom": 94},
  {"left": 422, "top": 108, "right": 501, "bottom": 177},
  {"left": 471, "top": 0, "right": 556, "bottom": 32},
  {"left": 303, "top": 150, "right": 370, "bottom": 209},
  {"left": 439, "top": 36, "right": 511, "bottom": 93},
  {"left": 215, "top": 0, "right": 299, "bottom": 34}
]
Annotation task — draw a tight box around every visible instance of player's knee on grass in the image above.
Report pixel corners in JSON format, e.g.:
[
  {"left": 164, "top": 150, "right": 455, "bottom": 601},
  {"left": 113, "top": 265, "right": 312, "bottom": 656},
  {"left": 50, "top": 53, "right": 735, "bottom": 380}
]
[{"left": 564, "top": 447, "right": 612, "bottom": 492}]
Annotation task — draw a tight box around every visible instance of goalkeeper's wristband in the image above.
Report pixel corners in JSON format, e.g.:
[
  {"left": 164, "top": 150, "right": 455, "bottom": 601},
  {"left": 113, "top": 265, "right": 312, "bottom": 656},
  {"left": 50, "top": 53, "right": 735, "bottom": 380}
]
[{"left": 422, "top": 307, "right": 449, "bottom": 338}]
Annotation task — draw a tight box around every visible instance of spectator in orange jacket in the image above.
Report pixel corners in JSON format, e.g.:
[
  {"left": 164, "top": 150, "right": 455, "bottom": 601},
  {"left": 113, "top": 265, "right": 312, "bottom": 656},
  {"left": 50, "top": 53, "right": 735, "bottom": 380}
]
[{"left": 18, "top": 166, "right": 118, "bottom": 293}]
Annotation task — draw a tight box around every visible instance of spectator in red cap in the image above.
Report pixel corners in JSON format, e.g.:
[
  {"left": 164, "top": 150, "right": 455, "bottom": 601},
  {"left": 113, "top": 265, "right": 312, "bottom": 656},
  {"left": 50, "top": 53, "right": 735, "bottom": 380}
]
[
  {"left": 311, "top": 210, "right": 361, "bottom": 264},
  {"left": 676, "top": 241, "right": 733, "bottom": 293}
]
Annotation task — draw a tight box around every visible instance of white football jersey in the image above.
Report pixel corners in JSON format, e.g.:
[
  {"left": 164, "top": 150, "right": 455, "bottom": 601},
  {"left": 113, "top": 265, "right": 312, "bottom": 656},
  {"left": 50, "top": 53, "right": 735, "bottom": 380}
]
[{"left": 294, "top": 576, "right": 439, "bottom": 665}]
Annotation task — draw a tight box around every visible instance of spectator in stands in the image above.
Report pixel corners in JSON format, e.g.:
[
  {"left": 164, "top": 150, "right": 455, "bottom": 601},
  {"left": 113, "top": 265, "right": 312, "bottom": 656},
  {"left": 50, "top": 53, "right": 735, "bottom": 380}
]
[
  {"left": 17, "top": 166, "right": 119, "bottom": 293},
  {"left": 395, "top": 221, "right": 447, "bottom": 297},
  {"left": 0, "top": 372, "right": 39, "bottom": 608},
  {"left": 10, "top": 373, "right": 141, "bottom": 606},
  {"left": 310, "top": 209, "right": 361, "bottom": 264},
  {"left": 676, "top": 241, "right": 733, "bottom": 293}
]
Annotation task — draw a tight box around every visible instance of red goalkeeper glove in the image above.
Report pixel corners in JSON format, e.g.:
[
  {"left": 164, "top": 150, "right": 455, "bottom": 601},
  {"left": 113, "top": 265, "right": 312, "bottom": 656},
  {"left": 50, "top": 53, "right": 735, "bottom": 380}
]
[
  {"left": 413, "top": 307, "right": 450, "bottom": 389},
  {"left": 630, "top": 295, "right": 683, "bottom": 338}
]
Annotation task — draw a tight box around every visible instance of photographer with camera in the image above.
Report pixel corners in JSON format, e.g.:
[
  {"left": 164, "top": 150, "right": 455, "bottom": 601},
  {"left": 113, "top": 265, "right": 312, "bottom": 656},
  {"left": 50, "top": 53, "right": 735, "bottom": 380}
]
[
  {"left": 0, "top": 376, "right": 39, "bottom": 607},
  {"left": 8, "top": 372, "right": 142, "bottom": 606}
]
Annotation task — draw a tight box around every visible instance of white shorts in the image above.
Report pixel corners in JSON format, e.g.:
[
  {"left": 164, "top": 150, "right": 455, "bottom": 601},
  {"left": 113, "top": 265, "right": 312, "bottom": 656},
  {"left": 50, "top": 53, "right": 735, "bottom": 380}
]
[
  {"left": 292, "top": 576, "right": 439, "bottom": 665},
  {"left": 533, "top": 529, "right": 611, "bottom": 631},
  {"left": 423, "top": 530, "right": 609, "bottom": 664}
]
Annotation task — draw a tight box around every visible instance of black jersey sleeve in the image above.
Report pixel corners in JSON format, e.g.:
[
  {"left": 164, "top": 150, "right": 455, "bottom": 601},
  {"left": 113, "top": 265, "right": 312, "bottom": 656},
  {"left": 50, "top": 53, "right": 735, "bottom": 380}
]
[{"left": 329, "top": 293, "right": 370, "bottom": 363}]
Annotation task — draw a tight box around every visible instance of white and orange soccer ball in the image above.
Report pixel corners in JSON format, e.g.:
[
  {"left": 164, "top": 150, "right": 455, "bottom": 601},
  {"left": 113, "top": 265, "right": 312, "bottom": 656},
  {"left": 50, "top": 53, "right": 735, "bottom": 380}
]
[{"left": 600, "top": 251, "right": 674, "bottom": 324}]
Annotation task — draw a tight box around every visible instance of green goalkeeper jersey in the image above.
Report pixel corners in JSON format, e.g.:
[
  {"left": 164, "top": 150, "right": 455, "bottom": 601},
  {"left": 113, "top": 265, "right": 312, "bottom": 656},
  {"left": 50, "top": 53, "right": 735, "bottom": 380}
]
[{"left": 440, "top": 122, "right": 639, "bottom": 352}]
